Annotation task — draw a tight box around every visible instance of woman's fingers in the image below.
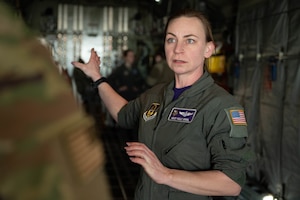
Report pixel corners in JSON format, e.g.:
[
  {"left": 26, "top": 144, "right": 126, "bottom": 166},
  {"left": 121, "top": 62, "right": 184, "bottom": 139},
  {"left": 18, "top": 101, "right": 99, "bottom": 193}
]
[
  {"left": 125, "top": 142, "right": 158, "bottom": 165},
  {"left": 89, "top": 48, "right": 100, "bottom": 65},
  {"left": 71, "top": 48, "right": 102, "bottom": 80},
  {"left": 71, "top": 61, "right": 84, "bottom": 69},
  {"left": 125, "top": 142, "right": 168, "bottom": 184},
  {"left": 125, "top": 143, "right": 147, "bottom": 161}
]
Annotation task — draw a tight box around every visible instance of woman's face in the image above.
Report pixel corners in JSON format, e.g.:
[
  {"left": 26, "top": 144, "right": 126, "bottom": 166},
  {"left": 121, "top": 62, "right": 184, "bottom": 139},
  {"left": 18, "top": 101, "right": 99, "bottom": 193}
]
[{"left": 164, "top": 16, "right": 214, "bottom": 77}]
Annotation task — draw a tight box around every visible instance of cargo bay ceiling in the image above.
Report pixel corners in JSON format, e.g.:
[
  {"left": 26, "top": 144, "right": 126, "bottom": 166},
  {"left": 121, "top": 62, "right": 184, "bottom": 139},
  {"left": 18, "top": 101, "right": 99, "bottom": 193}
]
[{"left": 4, "top": 0, "right": 239, "bottom": 35}]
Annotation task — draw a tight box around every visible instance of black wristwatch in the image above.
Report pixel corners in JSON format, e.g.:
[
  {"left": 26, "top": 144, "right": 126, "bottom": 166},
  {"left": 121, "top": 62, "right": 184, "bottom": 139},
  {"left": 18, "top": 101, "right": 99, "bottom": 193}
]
[{"left": 92, "top": 77, "right": 108, "bottom": 89}]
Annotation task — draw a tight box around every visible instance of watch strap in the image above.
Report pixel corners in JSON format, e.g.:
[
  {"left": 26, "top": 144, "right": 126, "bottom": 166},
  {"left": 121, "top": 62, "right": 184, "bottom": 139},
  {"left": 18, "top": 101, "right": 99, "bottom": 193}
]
[{"left": 92, "top": 77, "right": 107, "bottom": 89}]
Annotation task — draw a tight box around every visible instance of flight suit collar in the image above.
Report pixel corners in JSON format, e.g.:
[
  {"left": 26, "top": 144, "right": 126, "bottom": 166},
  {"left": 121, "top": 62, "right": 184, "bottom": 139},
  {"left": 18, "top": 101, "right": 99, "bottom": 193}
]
[{"left": 165, "top": 70, "right": 214, "bottom": 99}]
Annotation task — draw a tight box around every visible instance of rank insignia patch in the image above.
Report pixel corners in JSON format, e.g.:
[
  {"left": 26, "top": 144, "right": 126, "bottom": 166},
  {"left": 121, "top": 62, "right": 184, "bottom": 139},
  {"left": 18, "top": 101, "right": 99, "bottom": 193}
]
[
  {"left": 143, "top": 103, "right": 160, "bottom": 121},
  {"left": 168, "top": 107, "right": 197, "bottom": 123}
]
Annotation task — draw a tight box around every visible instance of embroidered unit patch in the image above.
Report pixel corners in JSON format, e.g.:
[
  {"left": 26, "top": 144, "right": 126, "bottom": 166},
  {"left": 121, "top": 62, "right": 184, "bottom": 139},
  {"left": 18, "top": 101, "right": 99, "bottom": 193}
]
[
  {"left": 168, "top": 107, "right": 197, "bottom": 123},
  {"left": 143, "top": 103, "right": 160, "bottom": 121},
  {"left": 230, "top": 109, "right": 247, "bottom": 125}
]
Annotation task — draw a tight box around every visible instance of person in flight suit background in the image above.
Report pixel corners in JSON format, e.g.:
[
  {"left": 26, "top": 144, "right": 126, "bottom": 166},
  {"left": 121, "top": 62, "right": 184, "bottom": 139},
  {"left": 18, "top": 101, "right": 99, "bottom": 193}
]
[
  {"left": 106, "top": 49, "right": 147, "bottom": 130},
  {"left": 107, "top": 49, "right": 147, "bottom": 101},
  {"left": 72, "top": 8, "right": 255, "bottom": 200},
  {"left": 146, "top": 50, "right": 174, "bottom": 87}
]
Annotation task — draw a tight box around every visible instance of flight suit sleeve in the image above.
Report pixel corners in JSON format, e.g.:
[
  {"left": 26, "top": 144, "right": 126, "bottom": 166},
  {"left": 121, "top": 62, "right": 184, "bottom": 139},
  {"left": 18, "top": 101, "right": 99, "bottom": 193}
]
[
  {"left": 207, "top": 106, "right": 256, "bottom": 186},
  {"left": 118, "top": 97, "right": 142, "bottom": 129}
]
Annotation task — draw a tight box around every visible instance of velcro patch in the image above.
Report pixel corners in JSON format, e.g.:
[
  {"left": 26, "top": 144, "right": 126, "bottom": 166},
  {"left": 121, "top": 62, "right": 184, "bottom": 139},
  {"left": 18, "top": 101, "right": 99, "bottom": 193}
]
[
  {"left": 168, "top": 107, "right": 197, "bottom": 123},
  {"left": 225, "top": 107, "right": 248, "bottom": 138},
  {"left": 229, "top": 109, "right": 247, "bottom": 126},
  {"left": 143, "top": 103, "right": 160, "bottom": 122}
]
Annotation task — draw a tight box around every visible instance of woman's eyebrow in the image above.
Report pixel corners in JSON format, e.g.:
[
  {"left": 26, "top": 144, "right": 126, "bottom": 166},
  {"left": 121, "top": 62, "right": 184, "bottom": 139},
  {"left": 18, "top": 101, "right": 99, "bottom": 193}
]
[
  {"left": 166, "top": 32, "right": 176, "bottom": 37},
  {"left": 184, "top": 34, "right": 198, "bottom": 38},
  {"left": 166, "top": 32, "right": 198, "bottom": 38}
]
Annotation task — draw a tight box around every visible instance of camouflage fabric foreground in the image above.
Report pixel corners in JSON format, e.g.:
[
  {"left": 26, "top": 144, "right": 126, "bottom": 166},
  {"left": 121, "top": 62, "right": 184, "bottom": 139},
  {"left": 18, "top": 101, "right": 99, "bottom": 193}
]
[{"left": 0, "top": 2, "right": 111, "bottom": 200}]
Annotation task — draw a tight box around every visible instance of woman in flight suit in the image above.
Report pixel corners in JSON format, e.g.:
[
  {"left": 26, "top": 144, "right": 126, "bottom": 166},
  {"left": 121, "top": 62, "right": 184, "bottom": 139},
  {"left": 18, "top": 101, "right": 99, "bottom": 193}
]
[{"left": 72, "top": 9, "right": 255, "bottom": 200}]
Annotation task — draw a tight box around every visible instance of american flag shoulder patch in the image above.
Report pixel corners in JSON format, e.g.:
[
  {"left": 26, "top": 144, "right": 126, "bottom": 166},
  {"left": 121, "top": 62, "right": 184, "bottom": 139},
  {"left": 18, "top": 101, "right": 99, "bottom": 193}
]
[
  {"left": 229, "top": 109, "right": 247, "bottom": 126},
  {"left": 224, "top": 107, "right": 248, "bottom": 137}
]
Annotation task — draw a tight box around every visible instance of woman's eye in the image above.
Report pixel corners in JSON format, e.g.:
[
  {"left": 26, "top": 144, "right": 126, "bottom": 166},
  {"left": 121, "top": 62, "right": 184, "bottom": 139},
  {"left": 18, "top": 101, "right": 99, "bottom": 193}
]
[
  {"left": 187, "top": 39, "right": 195, "bottom": 44},
  {"left": 166, "top": 38, "right": 176, "bottom": 43}
]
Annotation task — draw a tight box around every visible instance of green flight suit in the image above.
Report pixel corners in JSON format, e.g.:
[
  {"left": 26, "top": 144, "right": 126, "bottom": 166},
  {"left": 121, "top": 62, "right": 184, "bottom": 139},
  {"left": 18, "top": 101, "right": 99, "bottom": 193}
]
[{"left": 118, "top": 71, "right": 255, "bottom": 200}]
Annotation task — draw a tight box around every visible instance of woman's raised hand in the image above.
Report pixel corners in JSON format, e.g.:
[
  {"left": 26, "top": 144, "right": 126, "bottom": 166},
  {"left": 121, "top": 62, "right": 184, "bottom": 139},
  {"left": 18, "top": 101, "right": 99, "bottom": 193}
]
[{"left": 71, "top": 48, "right": 101, "bottom": 81}]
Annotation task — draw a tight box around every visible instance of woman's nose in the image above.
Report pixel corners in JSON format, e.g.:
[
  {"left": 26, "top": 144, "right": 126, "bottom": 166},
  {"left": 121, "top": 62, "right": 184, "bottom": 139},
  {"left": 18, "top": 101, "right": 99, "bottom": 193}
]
[{"left": 174, "top": 41, "right": 184, "bottom": 53}]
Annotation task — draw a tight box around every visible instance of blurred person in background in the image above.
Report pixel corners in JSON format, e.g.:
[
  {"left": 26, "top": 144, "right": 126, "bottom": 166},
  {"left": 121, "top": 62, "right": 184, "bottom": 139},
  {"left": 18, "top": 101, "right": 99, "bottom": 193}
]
[
  {"left": 107, "top": 49, "right": 147, "bottom": 101},
  {"left": 146, "top": 50, "right": 174, "bottom": 87},
  {"left": 73, "top": 58, "right": 103, "bottom": 132}
]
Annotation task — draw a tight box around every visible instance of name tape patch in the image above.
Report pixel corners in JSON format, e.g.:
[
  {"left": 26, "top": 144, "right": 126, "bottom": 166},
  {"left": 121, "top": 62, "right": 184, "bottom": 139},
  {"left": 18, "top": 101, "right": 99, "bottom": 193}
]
[{"left": 168, "top": 107, "right": 197, "bottom": 123}]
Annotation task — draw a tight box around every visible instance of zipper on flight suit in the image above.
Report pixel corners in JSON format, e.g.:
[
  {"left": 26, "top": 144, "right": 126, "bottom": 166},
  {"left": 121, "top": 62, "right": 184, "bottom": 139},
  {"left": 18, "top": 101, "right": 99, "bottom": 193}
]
[
  {"left": 147, "top": 101, "right": 165, "bottom": 200},
  {"left": 147, "top": 89, "right": 174, "bottom": 200}
]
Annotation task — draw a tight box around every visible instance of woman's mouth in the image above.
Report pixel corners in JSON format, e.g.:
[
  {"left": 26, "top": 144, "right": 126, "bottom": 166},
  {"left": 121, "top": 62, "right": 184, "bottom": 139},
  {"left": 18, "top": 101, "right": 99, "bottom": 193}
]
[{"left": 173, "top": 59, "right": 186, "bottom": 64}]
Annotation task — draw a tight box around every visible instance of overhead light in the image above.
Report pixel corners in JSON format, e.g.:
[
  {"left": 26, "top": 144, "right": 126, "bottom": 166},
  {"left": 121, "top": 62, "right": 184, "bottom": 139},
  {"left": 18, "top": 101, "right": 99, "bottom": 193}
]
[
  {"left": 262, "top": 194, "right": 274, "bottom": 200},
  {"left": 155, "top": 0, "right": 160, "bottom": 2}
]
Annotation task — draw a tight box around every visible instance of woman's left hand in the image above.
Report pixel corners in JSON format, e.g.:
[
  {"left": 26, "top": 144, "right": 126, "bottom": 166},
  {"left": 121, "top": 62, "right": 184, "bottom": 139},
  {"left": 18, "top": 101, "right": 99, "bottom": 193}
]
[
  {"left": 125, "top": 142, "right": 242, "bottom": 196},
  {"left": 124, "top": 142, "right": 170, "bottom": 184}
]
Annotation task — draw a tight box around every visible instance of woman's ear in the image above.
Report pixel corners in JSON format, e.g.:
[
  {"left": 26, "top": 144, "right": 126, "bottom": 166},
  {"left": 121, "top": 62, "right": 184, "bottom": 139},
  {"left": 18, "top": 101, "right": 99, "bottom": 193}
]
[{"left": 204, "top": 41, "right": 215, "bottom": 58}]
